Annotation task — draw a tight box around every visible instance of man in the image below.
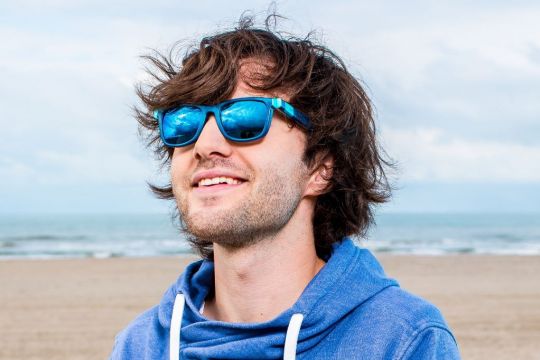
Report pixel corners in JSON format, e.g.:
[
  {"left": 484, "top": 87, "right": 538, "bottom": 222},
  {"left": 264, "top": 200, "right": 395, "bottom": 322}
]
[{"left": 111, "top": 15, "right": 461, "bottom": 360}]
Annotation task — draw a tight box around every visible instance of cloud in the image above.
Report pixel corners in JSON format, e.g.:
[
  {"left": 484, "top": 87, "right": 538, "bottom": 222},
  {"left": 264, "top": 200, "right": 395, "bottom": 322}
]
[
  {"left": 381, "top": 126, "right": 540, "bottom": 182},
  {"left": 318, "top": 6, "right": 540, "bottom": 149},
  {"left": 0, "top": 128, "right": 153, "bottom": 186}
]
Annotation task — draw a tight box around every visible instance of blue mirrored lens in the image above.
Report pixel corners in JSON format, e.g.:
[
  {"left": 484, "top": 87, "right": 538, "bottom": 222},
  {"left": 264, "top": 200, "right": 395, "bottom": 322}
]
[
  {"left": 162, "top": 106, "right": 202, "bottom": 145},
  {"left": 221, "top": 100, "right": 268, "bottom": 140}
]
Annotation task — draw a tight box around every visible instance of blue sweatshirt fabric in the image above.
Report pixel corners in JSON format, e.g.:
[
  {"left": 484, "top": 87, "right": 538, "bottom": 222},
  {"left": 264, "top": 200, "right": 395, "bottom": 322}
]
[{"left": 110, "top": 238, "right": 461, "bottom": 359}]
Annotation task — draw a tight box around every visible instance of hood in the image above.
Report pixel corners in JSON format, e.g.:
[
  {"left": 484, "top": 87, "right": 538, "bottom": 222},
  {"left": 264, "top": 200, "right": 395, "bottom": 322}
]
[{"left": 158, "top": 238, "right": 399, "bottom": 360}]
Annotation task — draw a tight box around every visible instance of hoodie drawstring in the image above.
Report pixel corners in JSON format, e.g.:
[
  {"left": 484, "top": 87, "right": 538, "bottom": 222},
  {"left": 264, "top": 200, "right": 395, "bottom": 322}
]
[
  {"left": 169, "top": 293, "right": 303, "bottom": 360},
  {"left": 170, "top": 294, "right": 185, "bottom": 360},
  {"left": 283, "top": 313, "right": 304, "bottom": 360}
]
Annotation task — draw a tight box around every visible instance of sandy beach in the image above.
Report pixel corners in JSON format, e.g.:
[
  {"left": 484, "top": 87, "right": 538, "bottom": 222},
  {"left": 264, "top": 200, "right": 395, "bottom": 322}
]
[{"left": 1, "top": 254, "right": 539, "bottom": 360}]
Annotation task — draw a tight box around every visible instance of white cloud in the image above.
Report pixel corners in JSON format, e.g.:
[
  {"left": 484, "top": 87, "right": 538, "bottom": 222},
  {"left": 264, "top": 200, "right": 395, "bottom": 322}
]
[
  {"left": 0, "top": 157, "right": 36, "bottom": 179},
  {"left": 345, "top": 7, "right": 540, "bottom": 91},
  {"left": 381, "top": 126, "right": 540, "bottom": 182},
  {"left": 0, "top": 127, "right": 155, "bottom": 186},
  {"left": 34, "top": 148, "right": 149, "bottom": 184}
]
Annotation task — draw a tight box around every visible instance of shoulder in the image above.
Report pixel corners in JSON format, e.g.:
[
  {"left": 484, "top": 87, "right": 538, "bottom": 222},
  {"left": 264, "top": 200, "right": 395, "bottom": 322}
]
[
  {"left": 363, "top": 286, "right": 460, "bottom": 359},
  {"left": 109, "top": 305, "right": 164, "bottom": 360},
  {"left": 323, "top": 285, "right": 460, "bottom": 359},
  {"left": 108, "top": 272, "right": 187, "bottom": 359},
  {"left": 369, "top": 286, "right": 449, "bottom": 327},
  {"left": 396, "top": 324, "right": 461, "bottom": 359}
]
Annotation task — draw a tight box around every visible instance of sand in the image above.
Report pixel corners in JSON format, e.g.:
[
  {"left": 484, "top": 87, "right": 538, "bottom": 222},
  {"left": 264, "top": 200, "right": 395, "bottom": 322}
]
[{"left": 1, "top": 254, "right": 539, "bottom": 360}]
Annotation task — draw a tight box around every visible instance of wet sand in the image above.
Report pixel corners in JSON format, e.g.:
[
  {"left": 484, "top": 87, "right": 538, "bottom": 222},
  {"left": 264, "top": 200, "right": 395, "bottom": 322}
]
[{"left": 1, "top": 254, "right": 538, "bottom": 359}]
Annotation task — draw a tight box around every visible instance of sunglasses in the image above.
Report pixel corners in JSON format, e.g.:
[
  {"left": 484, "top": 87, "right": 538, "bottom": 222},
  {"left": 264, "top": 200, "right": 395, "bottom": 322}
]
[{"left": 153, "top": 97, "right": 312, "bottom": 147}]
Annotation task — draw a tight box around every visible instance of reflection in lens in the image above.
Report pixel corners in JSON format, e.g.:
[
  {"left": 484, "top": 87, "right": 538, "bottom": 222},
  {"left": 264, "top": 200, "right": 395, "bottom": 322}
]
[
  {"left": 221, "top": 101, "right": 268, "bottom": 140},
  {"left": 163, "top": 106, "right": 201, "bottom": 145}
]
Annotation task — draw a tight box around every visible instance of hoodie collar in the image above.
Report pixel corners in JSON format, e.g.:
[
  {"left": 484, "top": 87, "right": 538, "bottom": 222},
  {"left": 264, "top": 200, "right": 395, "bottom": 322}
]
[{"left": 158, "top": 237, "right": 399, "bottom": 358}]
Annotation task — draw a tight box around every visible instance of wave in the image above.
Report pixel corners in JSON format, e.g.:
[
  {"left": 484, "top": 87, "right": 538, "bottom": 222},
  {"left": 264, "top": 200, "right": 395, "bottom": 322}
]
[{"left": 0, "top": 235, "right": 88, "bottom": 242}]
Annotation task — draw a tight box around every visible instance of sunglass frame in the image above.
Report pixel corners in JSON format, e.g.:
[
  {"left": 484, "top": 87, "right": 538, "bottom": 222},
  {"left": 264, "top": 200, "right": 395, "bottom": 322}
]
[{"left": 153, "top": 97, "right": 312, "bottom": 147}]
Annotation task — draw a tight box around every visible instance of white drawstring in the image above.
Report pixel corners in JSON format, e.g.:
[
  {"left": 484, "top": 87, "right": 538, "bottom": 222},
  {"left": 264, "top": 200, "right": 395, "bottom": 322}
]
[
  {"left": 170, "top": 294, "right": 185, "bottom": 360},
  {"left": 283, "top": 313, "right": 304, "bottom": 360},
  {"left": 169, "top": 293, "right": 303, "bottom": 360}
]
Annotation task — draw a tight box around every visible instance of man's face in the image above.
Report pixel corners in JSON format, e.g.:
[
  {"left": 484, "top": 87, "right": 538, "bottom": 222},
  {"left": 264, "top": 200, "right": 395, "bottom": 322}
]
[{"left": 170, "top": 75, "right": 311, "bottom": 249}]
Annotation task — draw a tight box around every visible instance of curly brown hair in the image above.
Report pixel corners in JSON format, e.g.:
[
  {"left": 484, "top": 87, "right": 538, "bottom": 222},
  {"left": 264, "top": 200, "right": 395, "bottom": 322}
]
[{"left": 135, "top": 14, "right": 393, "bottom": 260}]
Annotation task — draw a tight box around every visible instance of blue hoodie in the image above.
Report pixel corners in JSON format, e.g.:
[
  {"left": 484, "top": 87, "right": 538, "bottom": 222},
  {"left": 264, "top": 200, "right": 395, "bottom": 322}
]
[{"left": 110, "top": 238, "right": 461, "bottom": 359}]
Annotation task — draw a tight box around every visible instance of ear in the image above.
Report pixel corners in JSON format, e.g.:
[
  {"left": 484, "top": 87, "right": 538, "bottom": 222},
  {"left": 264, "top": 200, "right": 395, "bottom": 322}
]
[{"left": 304, "top": 154, "right": 334, "bottom": 197}]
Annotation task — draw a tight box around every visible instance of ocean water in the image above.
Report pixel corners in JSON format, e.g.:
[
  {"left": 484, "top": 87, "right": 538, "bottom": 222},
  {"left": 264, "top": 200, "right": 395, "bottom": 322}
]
[
  {"left": 0, "top": 213, "right": 539, "bottom": 259},
  {"left": 364, "top": 213, "right": 540, "bottom": 255},
  {"left": 0, "top": 213, "right": 188, "bottom": 259}
]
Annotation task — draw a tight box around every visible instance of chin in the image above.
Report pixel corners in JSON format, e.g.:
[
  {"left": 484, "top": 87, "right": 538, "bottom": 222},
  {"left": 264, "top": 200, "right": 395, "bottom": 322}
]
[{"left": 184, "top": 209, "right": 235, "bottom": 233}]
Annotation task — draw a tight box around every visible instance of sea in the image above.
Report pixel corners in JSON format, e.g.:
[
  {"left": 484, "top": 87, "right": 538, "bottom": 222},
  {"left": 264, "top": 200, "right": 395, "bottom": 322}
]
[{"left": 0, "top": 213, "right": 539, "bottom": 259}]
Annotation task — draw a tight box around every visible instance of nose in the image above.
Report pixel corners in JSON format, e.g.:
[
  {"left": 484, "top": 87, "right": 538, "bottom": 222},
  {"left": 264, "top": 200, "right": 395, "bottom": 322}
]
[{"left": 192, "top": 113, "right": 233, "bottom": 160}]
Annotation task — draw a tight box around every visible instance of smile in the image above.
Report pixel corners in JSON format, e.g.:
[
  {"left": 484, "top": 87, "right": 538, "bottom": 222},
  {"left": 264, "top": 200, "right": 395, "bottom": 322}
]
[
  {"left": 192, "top": 180, "right": 246, "bottom": 195},
  {"left": 197, "top": 177, "right": 243, "bottom": 187}
]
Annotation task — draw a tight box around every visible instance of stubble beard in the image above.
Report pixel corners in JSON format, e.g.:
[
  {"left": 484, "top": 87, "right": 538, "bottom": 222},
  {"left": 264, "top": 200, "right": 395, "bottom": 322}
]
[{"left": 177, "top": 162, "right": 306, "bottom": 250}]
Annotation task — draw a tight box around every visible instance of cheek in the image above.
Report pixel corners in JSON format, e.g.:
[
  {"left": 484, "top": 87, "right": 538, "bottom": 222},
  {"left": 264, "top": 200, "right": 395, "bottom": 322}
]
[
  {"left": 253, "top": 126, "right": 308, "bottom": 180},
  {"left": 170, "top": 149, "right": 191, "bottom": 189},
  {"left": 170, "top": 154, "right": 181, "bottom": 183},
  {"left": 270, "top": 120, "right": 308, "bottom": 155},
  {"left": 253, "top": 148, "right": 309, "bottom": 188}
]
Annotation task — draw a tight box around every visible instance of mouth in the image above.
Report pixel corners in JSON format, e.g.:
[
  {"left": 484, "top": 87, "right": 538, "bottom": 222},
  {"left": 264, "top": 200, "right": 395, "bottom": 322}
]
[
  {"left": 194, "top": 176, "right": 245, "bottom": 188},
  {"left": 191, "top": 175, "right": 248, "bottom": 195}
]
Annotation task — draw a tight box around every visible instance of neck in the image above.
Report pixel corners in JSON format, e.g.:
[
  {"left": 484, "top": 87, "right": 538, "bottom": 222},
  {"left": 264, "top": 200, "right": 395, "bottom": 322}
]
[{"left": 202, "top": 201, "right": 325, "bottom": 323}]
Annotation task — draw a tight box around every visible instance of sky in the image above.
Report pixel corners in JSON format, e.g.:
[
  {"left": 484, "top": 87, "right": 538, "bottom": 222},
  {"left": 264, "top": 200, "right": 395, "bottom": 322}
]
[{"left": 1, "top": 0, "right": 539, "bottom": 214}]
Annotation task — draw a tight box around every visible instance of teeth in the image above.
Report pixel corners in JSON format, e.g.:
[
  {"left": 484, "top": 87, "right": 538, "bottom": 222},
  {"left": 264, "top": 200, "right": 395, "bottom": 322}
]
[{"left": 198, "top": 177, "right": 241, "bottom": 187}]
